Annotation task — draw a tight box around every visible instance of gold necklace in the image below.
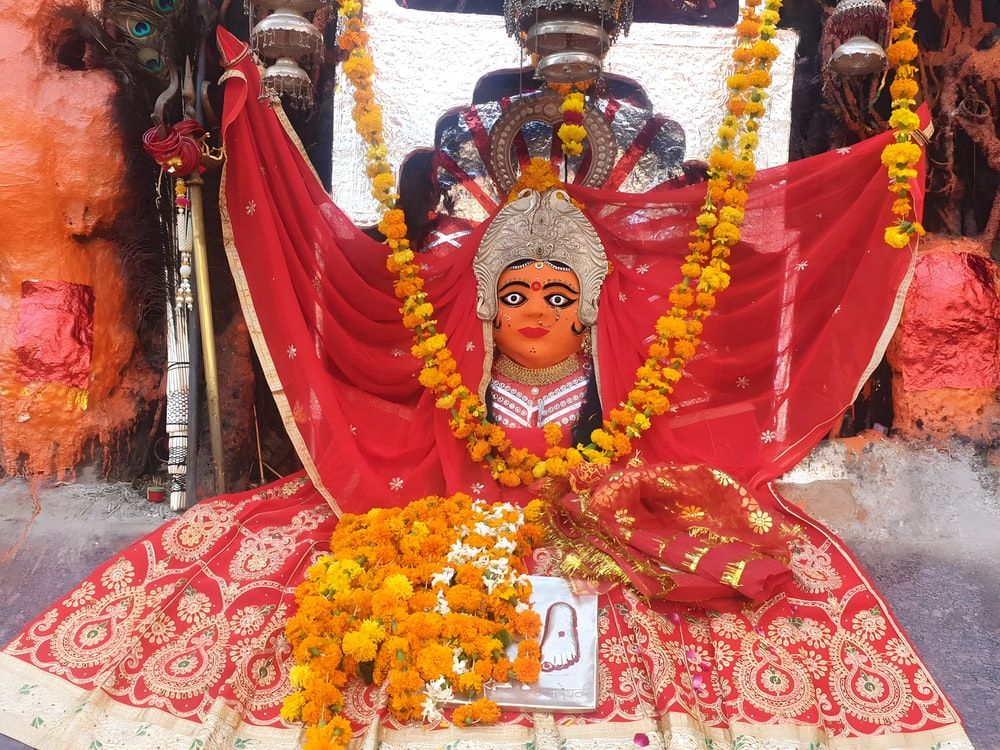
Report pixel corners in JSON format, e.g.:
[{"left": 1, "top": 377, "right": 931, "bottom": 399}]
[{"left": 493, "top": 354, "right": 583, "bottom": 386}]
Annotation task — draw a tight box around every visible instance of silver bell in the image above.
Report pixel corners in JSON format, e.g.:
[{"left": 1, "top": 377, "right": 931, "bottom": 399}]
[{"left": 829, "top": 34, "right": 888, "bottom": 76}]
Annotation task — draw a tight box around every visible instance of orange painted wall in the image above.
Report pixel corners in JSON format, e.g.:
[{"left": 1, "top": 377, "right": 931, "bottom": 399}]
[{"left": 0, "top": 0, "right": 156, "bottom": 476}]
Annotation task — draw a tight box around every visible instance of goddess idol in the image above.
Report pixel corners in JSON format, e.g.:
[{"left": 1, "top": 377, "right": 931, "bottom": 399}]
[{"left": 0, "top": 7, "right": 974, "bottom": 750}]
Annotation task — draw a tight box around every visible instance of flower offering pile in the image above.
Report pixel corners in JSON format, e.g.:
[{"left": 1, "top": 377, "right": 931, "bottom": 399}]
[{"left": 282, "top": 494, "right": 546, "bottom": 749}]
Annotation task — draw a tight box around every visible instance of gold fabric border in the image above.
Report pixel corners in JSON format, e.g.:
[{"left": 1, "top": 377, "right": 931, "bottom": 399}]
[
  {"left": 0, "top": 649, "right": 973, "bottom": 750},
  {"left": 0, "top": 652, "right": 303, "bottom": 749},
  {"left": 217, "top": 65, "right": 341, "bottom": 516}
]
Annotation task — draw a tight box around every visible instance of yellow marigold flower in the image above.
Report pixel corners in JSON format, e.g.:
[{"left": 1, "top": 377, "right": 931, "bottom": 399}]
[
  {"left": 883, "top": 224, "right": 911, "bottom": 249},
  {"left": 752, "top": 39, "right": 780, "bottom": 62},
  {"left": 696, "top": 212, "right": 718, "bottom": 229},
  {"left": 289, "top": 664, "right": 311, "bottom": 688},
  {"left": 732, "top": 159, "right": 756, "bottom": 180},
  {"left": 708, "top": 149, "right": 734, "bottom": 172},
  {"left": 724, "top": 187, "right": 749, "bottom": 207},
  {"left": 889, "top": 108, "right": 920, "bottom": 132},
  {"left": 531, "top": 461, "right": 548, "bottom": 479},
  {"left": 280, "top": 690, "right": 306, "bottom": 722},
  {"left": 760, "top": 9, "right": 780, "bottom": 24},
  {"left": 424, "top": 333, "right": 447, "bottom": 353},
  {"left": 713, "top": 221, "right": 741, "bottom": 246},
  {"left": 557, "top": 123, "right": 586, "bottom": 143},
  {"left": 560, "top": 91, "right": 585, "bottom": 113},
  {"left": 655, "top": 315, "right": 688, "bottom": 338},
  {"left": 727, "top": 73, "right": 750, "bottom": 90},
  {"left": 435, "top": 393, "right": 456, "bottom": 410},
  {"left": 371, "top": 171, "right": 395, "bottom": 194},
  {"left": 887, "top": 166, "right": 918, "bottom": 181},
  {"left": 342, "top": 630, "right": 377, "bottom": 662},
  {"left": 383, "top": 573, "right": 413, "bottom": 600},
  {"left": 881, "top": 142, "right": 922, "bottom": 168},
  {"left": 717, "top": 124, "right": 738, "bottom": 141},
  {"left": 338, "top": 0, "right": 361, "bottom": 16},
  {"left": 719, "top": 206, "right": 745, "bottom": 225},
  {"left": 561, "top": 140, "right": 584, "bottom": 157},
  {"left": 590, "top": 429, "right": 614, "bottom": 451},
  {"left": 633, "top": 413, "right": 651, "bottom": 431}
]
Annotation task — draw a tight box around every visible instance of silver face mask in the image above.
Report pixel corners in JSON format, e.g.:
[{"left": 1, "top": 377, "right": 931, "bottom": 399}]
[{"left": 473, "top": 188, "right": 609, "bottom": 328}]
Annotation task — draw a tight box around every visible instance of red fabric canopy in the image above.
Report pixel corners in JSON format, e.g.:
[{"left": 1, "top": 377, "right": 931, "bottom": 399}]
[{"left": 218, "top": 29, "right": 925, "bottom": 516}]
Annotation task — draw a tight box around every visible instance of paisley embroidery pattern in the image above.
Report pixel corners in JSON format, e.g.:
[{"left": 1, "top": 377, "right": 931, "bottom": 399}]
[
  {"left": 142, "top": 616, "right": 229, "bottom": 699},
  {"left": 828, "top": 630, "right": 911, "bottom": 725},
  {"left": 50, "top": 588, "right": 146, "bottom": 668}
]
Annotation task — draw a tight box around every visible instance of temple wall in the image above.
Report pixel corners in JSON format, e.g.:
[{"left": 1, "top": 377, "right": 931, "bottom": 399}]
[{"left": 0, "top": 0, "right": 157, "bottom": 477}]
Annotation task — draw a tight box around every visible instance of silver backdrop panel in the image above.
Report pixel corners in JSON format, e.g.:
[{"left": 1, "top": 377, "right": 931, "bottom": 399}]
[{"left": 330, "top": 0, "right": 798, "bottom": 226}]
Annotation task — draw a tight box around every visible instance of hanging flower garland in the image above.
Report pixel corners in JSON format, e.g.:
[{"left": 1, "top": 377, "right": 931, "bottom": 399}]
[
  {"left": 549, "top": 83, "right": 591, "bottom": 157},
  {"left": 283, "top": 495, "right": 545, "bottom": 747},
  {"left": 338, "top": 0, "right": 782, "bottom": 486},
  {"left": 881, "top": 0, "right": 925, "bottom": 249}
]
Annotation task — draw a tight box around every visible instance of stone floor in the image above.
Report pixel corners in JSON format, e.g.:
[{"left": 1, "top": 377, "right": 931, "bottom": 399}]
[{"left": 1, "top": 438, "right": 998, "bottom": 749}]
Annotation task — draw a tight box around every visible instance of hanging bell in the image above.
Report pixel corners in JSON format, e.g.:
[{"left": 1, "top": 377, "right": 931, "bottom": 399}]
[
  {"left": 525, "top": 17, "right": 609, "bottom": 84},
  {"left": 251, "top": 7, "right": 324, "bottom": 64},
  {"left": 504, "top": 0, "right": 633, "bottom": 86},
  {"left": 829, "top": 34, "right": 888, "bottom": 75},
  {"left": 262, "top": 57, "right": 314, "bottom": 109}
]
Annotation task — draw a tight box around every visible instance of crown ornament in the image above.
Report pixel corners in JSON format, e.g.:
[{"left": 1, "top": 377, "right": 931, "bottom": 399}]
[{"left": 474, "top": 188, "right": 608, "bottom": 327}]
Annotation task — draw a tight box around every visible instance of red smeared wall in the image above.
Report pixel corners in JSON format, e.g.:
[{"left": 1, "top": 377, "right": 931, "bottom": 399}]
[{"left": 0, "top": 0, "right": 157, "bottom": 477}]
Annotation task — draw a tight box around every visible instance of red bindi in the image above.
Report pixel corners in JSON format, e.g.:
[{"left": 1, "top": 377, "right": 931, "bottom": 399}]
[{"left": 531, "top": 280, "right": 542, "bottom": 291}]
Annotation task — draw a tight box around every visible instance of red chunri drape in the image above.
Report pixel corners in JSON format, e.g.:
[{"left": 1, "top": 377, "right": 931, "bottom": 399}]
[{"left": 218, "top": 32, "right": 923, "bottom": 517}]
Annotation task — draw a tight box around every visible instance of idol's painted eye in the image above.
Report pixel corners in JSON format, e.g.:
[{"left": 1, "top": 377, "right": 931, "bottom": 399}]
[
  {"left": 545, "top": 293, "right": 577, "bottom": 309},
  {"left": 500, "top": 291, "right": 527, "bottom": 307}
]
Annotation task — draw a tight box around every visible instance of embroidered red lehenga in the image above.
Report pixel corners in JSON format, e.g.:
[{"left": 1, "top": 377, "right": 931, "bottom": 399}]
[{"left": 0, "top": 31, "right": 973, "bottom": 750}]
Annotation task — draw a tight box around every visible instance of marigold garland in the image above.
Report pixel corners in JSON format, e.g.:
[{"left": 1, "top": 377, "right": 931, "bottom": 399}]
[
  {"left": 337, "top": 0, "right": 782, "bottom": 486},
  {"left": 551, "top": 82, "right": 592, "bottom": 157},
  {"left": 881, "top": 0, "right": 925, "bottom": 249},
  {"left": 282, "top": 495, "right": 545, "bottom": 746}
]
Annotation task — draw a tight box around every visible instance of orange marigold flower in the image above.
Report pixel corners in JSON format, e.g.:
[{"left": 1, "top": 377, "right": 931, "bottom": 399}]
[
  {"left": 514, "top": 609, "right": 542, "bottom": 638},
  {"left": 887, "top": 39, "right": 918, "bottom": 66},
  {"left": 890, "top": 77, "right": 919, "bottom": 101},
  {"left": 452, "top": 697, "right": 502, "bottom": 725},
  {"left": 751, "top": 39, "right": 780, "bottom": 62},
  {"left": 493, "top": 657, "right": 513, "bottom": 682},
  {"left": 416, "top": 643, "right": 454, "bottom": 681}
]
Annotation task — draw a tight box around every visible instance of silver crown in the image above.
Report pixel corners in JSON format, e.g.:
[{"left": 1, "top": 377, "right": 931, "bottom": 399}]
[{"left": 474, "top": 188, "right": 608, "bottom": 327}]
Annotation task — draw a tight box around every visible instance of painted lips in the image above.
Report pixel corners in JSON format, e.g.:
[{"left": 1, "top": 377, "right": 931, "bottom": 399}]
[{"left": 519, "top": 327, "right": 550, "bottom": 339}]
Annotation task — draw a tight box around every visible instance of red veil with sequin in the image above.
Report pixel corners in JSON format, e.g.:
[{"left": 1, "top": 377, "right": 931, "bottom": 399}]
[{"left": 0, "top": 29, "right": 972, "bottom": 750}]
